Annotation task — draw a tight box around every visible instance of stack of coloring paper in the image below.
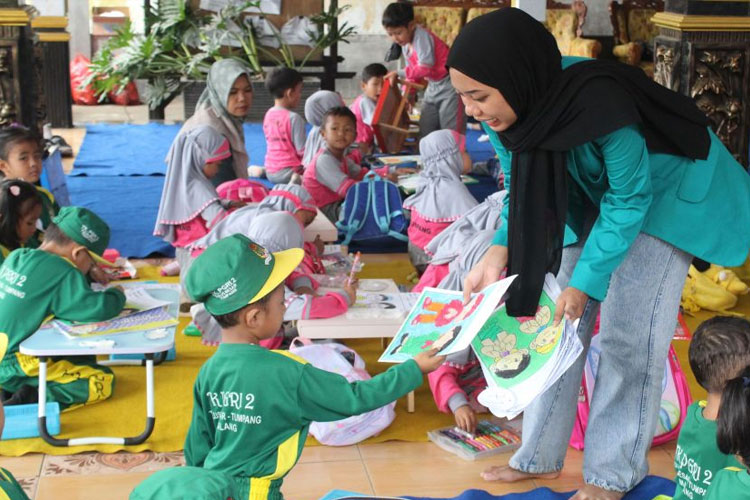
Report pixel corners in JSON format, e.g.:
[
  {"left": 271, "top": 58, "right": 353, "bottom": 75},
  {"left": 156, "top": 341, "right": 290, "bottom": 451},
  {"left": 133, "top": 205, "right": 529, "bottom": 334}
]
[{"left": 472, "top": 274, "right": 583, "bottom": 419}]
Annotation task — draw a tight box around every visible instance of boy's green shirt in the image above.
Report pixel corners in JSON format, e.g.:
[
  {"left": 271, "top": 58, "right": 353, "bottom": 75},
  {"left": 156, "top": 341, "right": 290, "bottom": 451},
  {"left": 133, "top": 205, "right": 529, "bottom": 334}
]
[
  {"left": 705, "top": 466, "right": 750, "bottom": 500},
  {"left": 185, "top": 343, "right": 423, "bottom": 500},
  {"left": 0, "top": 248, "right": 125, "bottom": 356},
  {"left": 673, "top": 401, "right": 742, "bottom": 500}
]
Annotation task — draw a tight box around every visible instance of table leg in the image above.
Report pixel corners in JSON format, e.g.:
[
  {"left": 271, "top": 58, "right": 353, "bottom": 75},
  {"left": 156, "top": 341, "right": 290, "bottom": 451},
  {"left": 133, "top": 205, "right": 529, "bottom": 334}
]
[
  {"left": 407, "top": 390, "right": 415, "bottom": 413},
  {"left": 37, "top": 354, "right": 157, "bottom": 447}
]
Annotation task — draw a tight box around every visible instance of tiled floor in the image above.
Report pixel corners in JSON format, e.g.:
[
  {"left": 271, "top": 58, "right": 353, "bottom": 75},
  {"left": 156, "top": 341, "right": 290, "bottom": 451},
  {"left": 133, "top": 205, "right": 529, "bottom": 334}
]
[
  {"left": 0, "top": 441, "right": 677, "bottom": 500},
  {"left": 21, "top": 99, "right": 682, "bottom": 500}
]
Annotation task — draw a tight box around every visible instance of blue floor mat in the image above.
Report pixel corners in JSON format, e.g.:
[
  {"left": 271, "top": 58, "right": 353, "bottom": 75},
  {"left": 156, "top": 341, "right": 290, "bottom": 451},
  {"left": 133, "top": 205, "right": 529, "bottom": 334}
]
[
  {"left": 67, "top": 175, "right": 173, "bottom": 258},
  {"left": 73, "top": 124, "right": 493, "bottom": 177},
  {"left": 72, "top": 123, "right": 273, "bottom": 177},
  {"left": 404, "top": 477, "right": 675, "bottom": 500}
]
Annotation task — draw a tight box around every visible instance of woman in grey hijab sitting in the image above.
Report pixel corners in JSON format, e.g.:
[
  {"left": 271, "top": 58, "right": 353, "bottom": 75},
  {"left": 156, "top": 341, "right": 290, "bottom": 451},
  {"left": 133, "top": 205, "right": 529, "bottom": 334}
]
[{"left": 180, "top": 59, "right": 255, "bottom": 185}]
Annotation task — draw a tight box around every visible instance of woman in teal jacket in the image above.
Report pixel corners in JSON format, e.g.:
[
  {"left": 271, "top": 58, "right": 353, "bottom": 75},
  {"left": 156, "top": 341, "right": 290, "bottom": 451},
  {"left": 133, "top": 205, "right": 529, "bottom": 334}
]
[{"left": 448, "top": 8, "right": 750, "bottom": 500}]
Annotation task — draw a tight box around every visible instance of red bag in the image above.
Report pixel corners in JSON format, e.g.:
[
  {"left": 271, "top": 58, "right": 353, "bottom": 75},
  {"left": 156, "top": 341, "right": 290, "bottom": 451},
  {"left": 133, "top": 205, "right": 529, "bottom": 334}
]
[
  {"left": 569, "top": 314, "right": 692, "bottom": 450},
  {"left": 69, "top": 54, "right": 98, "bottom": 105},
  {"left": 108, "top": 81, "right": 140, "bottom": 106}
]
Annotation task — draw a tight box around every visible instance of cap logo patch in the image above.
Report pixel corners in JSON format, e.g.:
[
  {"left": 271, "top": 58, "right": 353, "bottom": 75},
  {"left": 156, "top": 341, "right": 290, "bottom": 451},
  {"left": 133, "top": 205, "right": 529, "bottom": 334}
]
[
  {"left": 212, "top": 277, "right": 237, "bottom": 300},
  {"left": 249, "top": 243, "right": 272, "bottom": 266},
  {"left": 80, "top": 224, "right": 99, "bottom": 243}
]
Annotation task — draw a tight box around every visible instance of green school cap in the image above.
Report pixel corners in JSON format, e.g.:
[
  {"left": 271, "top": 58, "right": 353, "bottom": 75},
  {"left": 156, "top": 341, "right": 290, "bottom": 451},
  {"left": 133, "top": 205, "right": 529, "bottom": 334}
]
[
  {"left": 52, "top": 206, "right": 111, "bottom": 264},
  {"left": 185, "top": 234, "right": 303, "bottom": 315}
]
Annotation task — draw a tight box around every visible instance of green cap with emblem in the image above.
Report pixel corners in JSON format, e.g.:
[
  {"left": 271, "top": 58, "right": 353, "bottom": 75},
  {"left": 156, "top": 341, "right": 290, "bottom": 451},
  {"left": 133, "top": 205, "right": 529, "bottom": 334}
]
[
  {"left": 185, "top": 234, "right": 304, "bottom": 315},
  {"left": 52, "top": 206, "right": 111, "bottom": 264}
]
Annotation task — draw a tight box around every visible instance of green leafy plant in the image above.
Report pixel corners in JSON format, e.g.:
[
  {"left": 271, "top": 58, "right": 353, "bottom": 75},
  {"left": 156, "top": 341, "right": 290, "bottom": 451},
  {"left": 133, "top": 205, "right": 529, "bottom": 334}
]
[{"left": 87, "top": 0, "right": 357, "bottom": 112}]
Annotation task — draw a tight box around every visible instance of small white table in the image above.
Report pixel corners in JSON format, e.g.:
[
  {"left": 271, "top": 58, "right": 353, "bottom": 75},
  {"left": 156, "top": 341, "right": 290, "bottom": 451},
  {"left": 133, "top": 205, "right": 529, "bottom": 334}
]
[
  {"left": 18, "top": 285, "right": 178, "bottom": 447},
  {"left": 297, "top": 279, "right": 416, "bottom": 411},
  {"left": 304, "top": 209, "right": 338, "bottom": 243}
]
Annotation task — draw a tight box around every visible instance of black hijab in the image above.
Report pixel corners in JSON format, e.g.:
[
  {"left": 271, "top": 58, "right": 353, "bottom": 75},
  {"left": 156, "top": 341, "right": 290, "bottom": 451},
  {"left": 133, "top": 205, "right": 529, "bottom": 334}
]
[{"left": 446, "top": 8, "right": 710, "bottom": 316}]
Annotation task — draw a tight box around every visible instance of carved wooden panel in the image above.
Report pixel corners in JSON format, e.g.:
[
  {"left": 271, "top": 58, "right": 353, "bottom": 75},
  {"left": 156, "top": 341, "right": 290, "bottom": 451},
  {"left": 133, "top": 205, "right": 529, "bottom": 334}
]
[
  {"left": 654, "top": 41, "right": 680, "bottom": 91},
  {"left": 688, "top": 46, "right": 748, "bottom": 164}
]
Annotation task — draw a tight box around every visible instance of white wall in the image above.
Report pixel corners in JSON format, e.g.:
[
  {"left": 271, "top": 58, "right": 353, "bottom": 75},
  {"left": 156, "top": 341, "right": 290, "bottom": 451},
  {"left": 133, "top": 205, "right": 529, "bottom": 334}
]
[{"left": 23, "top": 0, "right": 65, "bottom": 16}]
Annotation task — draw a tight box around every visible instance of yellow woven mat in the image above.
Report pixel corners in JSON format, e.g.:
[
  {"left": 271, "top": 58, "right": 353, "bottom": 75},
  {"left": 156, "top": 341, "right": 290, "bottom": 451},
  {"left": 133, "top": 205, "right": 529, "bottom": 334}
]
[{"left": 0, "top": 261, "right": 454, "bottom": 456}]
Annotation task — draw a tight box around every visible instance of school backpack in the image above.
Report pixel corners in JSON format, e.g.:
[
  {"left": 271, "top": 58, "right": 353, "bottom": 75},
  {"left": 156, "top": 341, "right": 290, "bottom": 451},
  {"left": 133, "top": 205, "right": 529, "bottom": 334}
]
[
  {"left": 216, "top": 179, "right": 269, "bottom": 203},
  {"left": 336, "top": 171, "right": 409, "bottom": 247},
  {"left": 289, "top": 338, "right": 396, "bottom": 446},
  {"left": 569, "top": 324, "right": 692, "bottom": 450}
]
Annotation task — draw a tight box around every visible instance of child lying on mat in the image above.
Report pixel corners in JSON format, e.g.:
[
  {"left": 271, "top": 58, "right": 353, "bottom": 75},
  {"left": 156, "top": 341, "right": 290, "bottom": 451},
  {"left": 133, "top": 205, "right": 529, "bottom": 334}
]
[
  {"left": 0, "top": 207, "right": 125, "bottom": 410},
  {"left": 189, "top": 211, "right": 356, "bottom": 346},
  {"left": 172, "top": 234, "right": 444, "bottom": 500},
  {"left": 0, "top": 126, "right": 59, "bottom": 248},
  {"left": 302, "top": 106, "right": 402, "bottom": 223},
  {"left": 403, "top": 130, "right": 477, "bottom": 273}
]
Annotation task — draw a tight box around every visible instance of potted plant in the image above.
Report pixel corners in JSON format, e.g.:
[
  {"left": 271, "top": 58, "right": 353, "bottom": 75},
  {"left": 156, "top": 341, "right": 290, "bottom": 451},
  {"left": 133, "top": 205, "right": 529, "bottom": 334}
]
[{"left": 87, "top": 0, "right": 356, "bottom": 121}]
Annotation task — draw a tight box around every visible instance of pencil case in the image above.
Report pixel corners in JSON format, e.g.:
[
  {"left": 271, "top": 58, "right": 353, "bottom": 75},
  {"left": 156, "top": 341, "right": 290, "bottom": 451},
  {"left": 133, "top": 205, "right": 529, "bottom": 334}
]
[
  {"left": 1, "top": 403, "right": 60, "bottom": 440},
  {"left": 427, "top": 419, "right": 521, "bottom": 461}
]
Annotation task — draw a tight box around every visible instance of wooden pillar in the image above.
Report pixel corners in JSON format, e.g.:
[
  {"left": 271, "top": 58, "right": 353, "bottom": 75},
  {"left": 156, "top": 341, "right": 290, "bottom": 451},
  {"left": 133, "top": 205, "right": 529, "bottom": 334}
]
[
  {"left": 652, "top": 1, "right": 750, "bottom": 167},
  {"left": 31, "top": 16, "right": 73, "bottom": 128}
]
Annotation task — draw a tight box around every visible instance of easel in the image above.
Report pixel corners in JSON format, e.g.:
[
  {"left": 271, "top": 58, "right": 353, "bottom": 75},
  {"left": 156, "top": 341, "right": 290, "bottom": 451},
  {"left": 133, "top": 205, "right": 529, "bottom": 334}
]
[{"left": 372, "top": 77, "right": 425, "bottom": 154}]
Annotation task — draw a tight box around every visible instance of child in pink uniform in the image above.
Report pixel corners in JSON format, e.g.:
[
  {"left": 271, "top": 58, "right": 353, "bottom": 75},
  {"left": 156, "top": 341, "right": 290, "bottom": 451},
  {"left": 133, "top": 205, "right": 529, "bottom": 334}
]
[
  {"left": 303, "top": 106, "right": 397, "bottom": 223},
  {"left": 382, "top": 3, "right": 465, "bottom": 137},
  {"left": 189, "top": 211, "right": 357, "bottom": 346},
  {"left": 404, "top": 130, "right": 477, "bottom": 272},
  {"left": 263, "top": 67, "right": 306, "bottom": 184},
  {"left": 154, "top": 125, "right": 235, "bottom": 291},
  {"left": 350, "top": 63, "right": 387, "bottom": 155}
]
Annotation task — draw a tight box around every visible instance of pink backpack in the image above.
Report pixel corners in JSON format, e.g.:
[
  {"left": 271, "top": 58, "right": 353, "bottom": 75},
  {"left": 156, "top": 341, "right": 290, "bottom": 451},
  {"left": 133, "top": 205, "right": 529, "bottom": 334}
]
[
  {"left": 217, "top": 179, "right": 269, "bottom": 203},
  {"left": 569, "top": 318, "right": 692, "bottom": 450}
]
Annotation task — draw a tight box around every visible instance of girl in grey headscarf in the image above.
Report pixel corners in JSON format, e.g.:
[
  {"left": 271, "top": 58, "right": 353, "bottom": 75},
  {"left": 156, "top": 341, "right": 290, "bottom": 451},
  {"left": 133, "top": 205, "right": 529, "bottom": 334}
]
[
  {"left": 414, "top": 190, "right": 506, "bottom": 293},
  {"left": 154, "top": 125, "right": 233, "bottom": 303},
  {"left": 190, "top": 211, "right": 353, "bottom": 346},
  {"left": 427, "top": 229, "right": 495, "bottom": 436},
  {"left": 302, "top": 90, "right": 346, "bottom": 166},
  {"left": 181, "top": 59, "right": 254, "bottom": 184},
  {"left": 404, "top": 130, "right": 478, "bottom": 272}
]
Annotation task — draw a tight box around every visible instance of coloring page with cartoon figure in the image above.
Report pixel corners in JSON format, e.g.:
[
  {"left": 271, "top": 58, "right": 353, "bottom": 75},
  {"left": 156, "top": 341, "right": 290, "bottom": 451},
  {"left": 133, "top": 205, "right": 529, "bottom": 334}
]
[
  {"left": 472, "top": 274, "right": 583, "bottom": 419},
  {"left": 379, "top": 276, "right": 517, "bottom": 363}
]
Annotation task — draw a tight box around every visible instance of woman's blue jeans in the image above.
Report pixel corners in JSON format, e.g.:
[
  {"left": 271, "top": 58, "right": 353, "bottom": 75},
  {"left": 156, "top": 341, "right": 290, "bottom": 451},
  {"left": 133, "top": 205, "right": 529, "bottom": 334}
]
[{"left": 508, "top": 231, "right": 691, "bottom": 492}]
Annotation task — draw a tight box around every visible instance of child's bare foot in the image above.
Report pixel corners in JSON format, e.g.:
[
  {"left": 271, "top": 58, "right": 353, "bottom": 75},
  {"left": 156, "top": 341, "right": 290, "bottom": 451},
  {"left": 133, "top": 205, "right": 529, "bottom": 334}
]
[
  {"left": 570, "top": 484, "right": 625, "bottom": 500},
  {"left": 481, "top": 465, "right": 559, "bottom": 482}
]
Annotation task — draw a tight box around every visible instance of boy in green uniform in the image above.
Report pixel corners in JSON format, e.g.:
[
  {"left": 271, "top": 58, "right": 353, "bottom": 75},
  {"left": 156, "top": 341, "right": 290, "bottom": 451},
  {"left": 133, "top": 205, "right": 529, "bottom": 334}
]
[
  {"left": 0, "top": 206, "right": 126, "bottom": 410},
  {"left": 669, "top": 317, "right": 750, "bottom": 500},
  {"left": 148, "top": 234, "right": 443, "bottom": 500}
]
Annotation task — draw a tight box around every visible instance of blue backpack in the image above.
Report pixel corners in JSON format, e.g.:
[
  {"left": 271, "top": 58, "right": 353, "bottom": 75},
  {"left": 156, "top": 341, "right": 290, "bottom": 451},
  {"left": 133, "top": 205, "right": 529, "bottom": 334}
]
[{"left": 336, "top": 172, "right": 409, "bottom": 246}]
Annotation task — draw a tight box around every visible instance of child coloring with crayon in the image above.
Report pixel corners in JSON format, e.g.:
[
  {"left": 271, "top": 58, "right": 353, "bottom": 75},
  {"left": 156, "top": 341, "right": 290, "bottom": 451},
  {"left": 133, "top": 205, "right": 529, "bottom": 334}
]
[
  {"left": 262, "top": 67, "right": 306, "bottom": 184},
  {"left": 189, "top": 210, "right": 357, "bottom": 347},
  {"left": 0, "top": 207, "right": 125, "bottom": 409}
]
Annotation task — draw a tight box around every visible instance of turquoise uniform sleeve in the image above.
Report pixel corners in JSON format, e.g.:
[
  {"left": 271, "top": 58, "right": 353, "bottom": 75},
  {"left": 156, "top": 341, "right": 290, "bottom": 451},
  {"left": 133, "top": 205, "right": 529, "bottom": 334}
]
[
  {"left": 50, "top": 267, "right": 126, "bottom": 323},
  {"left": 297, "top": 359, "right": 423, "bottom": 423},
  {"left": 483, "top": 123, "right": 511, "bottom": 247},
  {"left": 568, "top": 124, "right": 652, "bottom": 300},
  {"left": 184, "top": 376, "right": 212, "bottom": 467}
]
